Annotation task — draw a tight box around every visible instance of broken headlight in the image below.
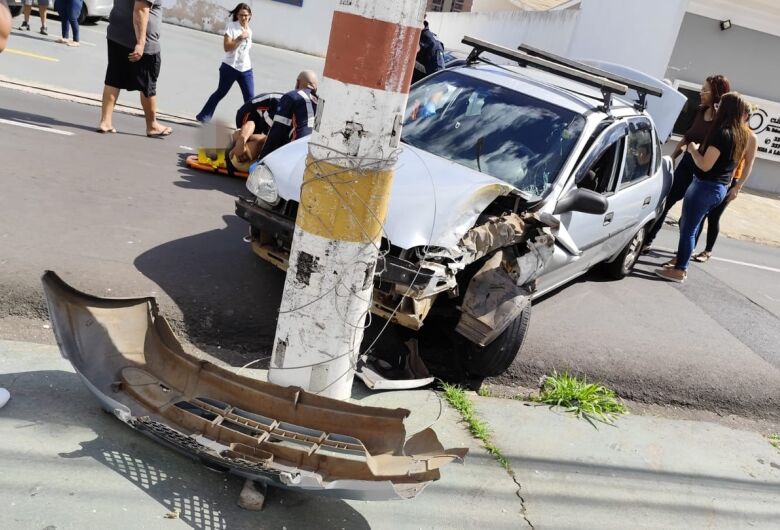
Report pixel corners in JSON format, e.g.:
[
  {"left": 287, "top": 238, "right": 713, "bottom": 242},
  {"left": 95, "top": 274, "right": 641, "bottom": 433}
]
[{"left": 246, "top": 162, "right": 279, "bottom": 206}]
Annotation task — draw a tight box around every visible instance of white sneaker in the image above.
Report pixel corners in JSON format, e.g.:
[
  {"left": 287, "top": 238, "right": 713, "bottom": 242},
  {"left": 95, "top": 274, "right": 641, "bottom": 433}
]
[{"left": 0, "top": 388, "right": 9, "bottom": 409}]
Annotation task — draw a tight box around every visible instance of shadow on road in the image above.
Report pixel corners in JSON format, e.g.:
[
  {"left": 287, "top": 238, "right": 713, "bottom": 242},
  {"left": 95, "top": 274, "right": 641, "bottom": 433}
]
[
  {"left": 0, "top": 369, "right": 371, "bottom": 530},
  {"left": 133, "top": 214, "right": 284, "bottom": 363},
  {"left": 0, "top": 105, "right": 102, "bottom": 134},
  {"left": 173, "top": 152, "right": 248, "bottom": 196}
]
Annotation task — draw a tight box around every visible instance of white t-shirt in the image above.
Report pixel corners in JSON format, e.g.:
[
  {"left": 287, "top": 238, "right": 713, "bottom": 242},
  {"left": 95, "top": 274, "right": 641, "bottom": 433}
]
[{"left": 223, "top": 20, "right": 252, "bottom": 72}]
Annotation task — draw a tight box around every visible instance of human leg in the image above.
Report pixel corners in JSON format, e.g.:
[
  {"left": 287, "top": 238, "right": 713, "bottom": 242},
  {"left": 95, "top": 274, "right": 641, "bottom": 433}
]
[
  {"left": 196, "top": 63, "right": 239, "bottom": 123},
  {"left": 98, "top": 85, "right": 119, "bottom": 132},
  {"left": 69, "top": 0, "right": 81, "bottom": 43},
  {"left": 675, "top": 179, "right": 727, "bottom": 271},
  {"left": 37, "top": 0, "right": 47, "bottom": 34},
  {"left": 20, "top": 1, "right": 31, "bottom": 28},
  {"left": 644, "top": 152, "right": 696, "bottom": 248},
  {"left": 237, "top": 69, "right": 254, "bottom": 103}
]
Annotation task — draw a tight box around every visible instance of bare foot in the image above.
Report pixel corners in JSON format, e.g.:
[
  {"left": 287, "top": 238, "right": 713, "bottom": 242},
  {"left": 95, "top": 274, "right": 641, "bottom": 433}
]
[
  {"left": 146, "top": 125, "right": 173, "bottom": 138},
  {"left": 56, "top": 37, "right": 69, "bottom": 44},
  {"left": 66, "top": 41, "right": 80, "bottom": 47}
]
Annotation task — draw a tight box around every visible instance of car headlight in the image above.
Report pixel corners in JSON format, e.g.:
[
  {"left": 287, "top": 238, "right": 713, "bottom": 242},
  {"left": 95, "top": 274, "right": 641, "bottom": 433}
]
[{"left": 246, "top": 162, "right": 279, "bottom": 205}]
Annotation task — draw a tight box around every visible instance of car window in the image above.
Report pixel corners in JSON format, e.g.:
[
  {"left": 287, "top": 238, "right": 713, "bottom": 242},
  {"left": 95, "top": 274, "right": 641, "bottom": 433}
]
[
  {"left": 621, "top": 120, "right": 654, "bottom": 189},
  {"left": 401, "top": 71, "right": 585, "bottom": 199},
  {"left": 577, "top": 138, "right": 623, "bottom": 195}
]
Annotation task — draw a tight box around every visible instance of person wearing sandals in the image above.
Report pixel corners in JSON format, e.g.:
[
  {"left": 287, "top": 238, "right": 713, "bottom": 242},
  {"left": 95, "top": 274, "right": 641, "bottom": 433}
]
[
  {"left": 655, "top": 93, "right": 752, "bottom": 283},
  {"left": 692, "top": 111, "right": 758, "bottom": 263},
  {"left": 56, "top": 0, "right": 83, "bottom": 47},
  {"left": 643, "top": 75, "right": 731, "bottom": 252},
  {"left": 196, "top": 3, "right": 254, "bottom": 123}
]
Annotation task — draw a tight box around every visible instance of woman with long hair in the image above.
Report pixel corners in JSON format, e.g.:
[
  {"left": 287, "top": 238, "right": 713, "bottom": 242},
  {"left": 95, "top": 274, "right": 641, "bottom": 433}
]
[
  {"left": 196, "top": 3, "right": 254, "bottom": 123},
  {"left": 692, "top": 107, "right": 758, "bottom": 262},
  {"left": 643, "top": 74, "right": 731, "bottom": 251},
  {"left": 655, "top": 92, "right": 752, "bottom": 282}
]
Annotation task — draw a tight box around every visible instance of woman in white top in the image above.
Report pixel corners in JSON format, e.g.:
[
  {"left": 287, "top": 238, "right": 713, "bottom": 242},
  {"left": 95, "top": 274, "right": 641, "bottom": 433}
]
[{"left": 196, "top": 3, "right": 254, "bottom": 123}]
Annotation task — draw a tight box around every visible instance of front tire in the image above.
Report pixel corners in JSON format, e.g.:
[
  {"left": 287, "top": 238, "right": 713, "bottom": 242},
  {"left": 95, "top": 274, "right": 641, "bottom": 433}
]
[
  {"left": 466, "top": 305, "right": 531, "bottom": 377},
  {"left": 604, "top": 226, "right": 646, "bottom": 279}
]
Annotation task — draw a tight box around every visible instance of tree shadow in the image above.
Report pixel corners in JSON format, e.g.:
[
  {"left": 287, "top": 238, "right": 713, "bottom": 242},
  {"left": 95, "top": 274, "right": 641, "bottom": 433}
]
[{"left": 0, "top": 369, "right": 371, "bottom": 529}]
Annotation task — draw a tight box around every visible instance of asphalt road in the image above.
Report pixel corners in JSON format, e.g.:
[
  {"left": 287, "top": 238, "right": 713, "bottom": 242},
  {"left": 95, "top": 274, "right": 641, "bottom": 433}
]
[
  {"left": 2, "top": 87, "right": 780, "bottom": 423},
  {"left": 1, "top": 19, "right": 780, "bottom": 421}
]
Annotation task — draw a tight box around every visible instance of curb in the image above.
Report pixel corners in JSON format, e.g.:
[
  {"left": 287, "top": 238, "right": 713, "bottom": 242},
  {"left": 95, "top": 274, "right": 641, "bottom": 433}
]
[{"left": 0, "top": 75, "right": 200, "bottom": 126}]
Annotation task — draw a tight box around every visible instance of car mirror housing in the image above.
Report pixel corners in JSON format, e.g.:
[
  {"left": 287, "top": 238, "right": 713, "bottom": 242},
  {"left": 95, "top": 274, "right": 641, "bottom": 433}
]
[{"left": 554, "top": 188, "right": 609, "bottom": 215}]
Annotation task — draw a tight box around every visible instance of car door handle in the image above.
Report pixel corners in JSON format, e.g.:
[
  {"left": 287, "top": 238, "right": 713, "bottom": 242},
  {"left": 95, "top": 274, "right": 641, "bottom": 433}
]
[
  {"left": 643, "top": 196, "right": 652, "bottom": 207},
  {"left": 603, "top": 212, "right": 614, "bottom": 225}
]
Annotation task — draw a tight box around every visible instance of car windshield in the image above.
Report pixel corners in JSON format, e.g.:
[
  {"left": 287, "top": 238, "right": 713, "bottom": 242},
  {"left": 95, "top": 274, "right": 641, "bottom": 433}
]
[{"left": 401, "top": 71, "right": 585, "bottom": 198}]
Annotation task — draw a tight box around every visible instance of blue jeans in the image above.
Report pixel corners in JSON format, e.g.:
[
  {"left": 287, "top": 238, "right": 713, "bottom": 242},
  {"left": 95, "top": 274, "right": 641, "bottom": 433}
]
[
  {"left": 676, "top": 177, "right": 728, "bottom": 270},
  {"left": 58, "top": 0, "right": 83, "bottom": 42},
  {"left": 196, "top": 63, "right": 254, "bottom": 122}
]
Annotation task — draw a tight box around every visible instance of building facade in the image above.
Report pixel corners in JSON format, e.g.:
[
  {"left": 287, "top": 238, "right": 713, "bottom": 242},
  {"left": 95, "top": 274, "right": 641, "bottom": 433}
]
[{"left": 427, "top": 0, "right": 474, "bottom": 13}]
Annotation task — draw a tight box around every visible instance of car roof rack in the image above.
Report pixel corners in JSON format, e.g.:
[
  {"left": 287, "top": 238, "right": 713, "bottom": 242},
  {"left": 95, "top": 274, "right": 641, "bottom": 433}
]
[
  {"left": 462, "top": 36, "right": 659, "bottom": 111},
  {"left": 516, "top": 43, "right": 663, "bottom": 111}
]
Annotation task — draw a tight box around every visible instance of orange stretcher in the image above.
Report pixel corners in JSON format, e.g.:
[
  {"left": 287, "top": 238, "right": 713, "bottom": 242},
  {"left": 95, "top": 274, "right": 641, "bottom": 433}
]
[{"left": 185, "top": 148, "right": 249, "bottom": 179}]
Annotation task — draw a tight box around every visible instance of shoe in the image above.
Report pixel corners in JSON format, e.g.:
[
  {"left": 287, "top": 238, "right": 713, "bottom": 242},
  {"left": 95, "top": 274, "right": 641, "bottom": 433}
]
[
  {"left": 662, "top": 257, "right": 677, "bottom": 269},
  {"left": 640, "top": 244, "right": 652, "bottom": 255},
  {"left": 40, "top": 26, "right": 48, "bottom": 35},
  {"left": 654, "top": 267, "right": 686, "bottom": 283},
  {"left": 147, "top": 126, "right": 173, "bottom": 138},
  {"left": 693, "top": 251, "right": 711, "bottom": 263},
  {"left": 19, "top": 21, "right": 30, "bottom": 31},
  {"left": 56, "top": 37, "right": 69, "bottom": 44}
]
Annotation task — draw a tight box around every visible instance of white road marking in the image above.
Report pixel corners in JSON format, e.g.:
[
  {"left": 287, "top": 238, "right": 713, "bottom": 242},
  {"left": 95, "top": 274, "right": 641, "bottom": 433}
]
[
  {"left": 711, "top": 257, "right": 780, "bottom": 274},
  {"left": 651, "top": 246, "right": 780, "bottom": 274},
  {"left": 0, "top": 118, "right": 74, "bottom": 136}
]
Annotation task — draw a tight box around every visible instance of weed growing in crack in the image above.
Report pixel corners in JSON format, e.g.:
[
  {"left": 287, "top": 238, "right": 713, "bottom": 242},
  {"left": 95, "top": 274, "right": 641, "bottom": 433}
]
[
  {"left": 532, "top": 371, "right": 627, "bottom": 426},
  {"left": 477, "top": 385, "right": 491, "bottom": 397},
  {"left": 441, "top": 382, "right": 511, "bottom": 473},
  {"left": 770, "top": 433, "right": 780, "bottom": 451}
]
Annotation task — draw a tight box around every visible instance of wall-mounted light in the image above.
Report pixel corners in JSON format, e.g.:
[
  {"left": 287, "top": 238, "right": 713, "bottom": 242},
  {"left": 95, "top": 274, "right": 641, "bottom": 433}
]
[{"left": 720, "top": 19, "right": 732, "bottom": 31}]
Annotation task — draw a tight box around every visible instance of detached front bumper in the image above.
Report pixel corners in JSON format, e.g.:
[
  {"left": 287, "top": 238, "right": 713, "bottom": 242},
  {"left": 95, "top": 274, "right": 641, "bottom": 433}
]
[{"left": 235, "top": 197, "right": 446, "bottom": 330}]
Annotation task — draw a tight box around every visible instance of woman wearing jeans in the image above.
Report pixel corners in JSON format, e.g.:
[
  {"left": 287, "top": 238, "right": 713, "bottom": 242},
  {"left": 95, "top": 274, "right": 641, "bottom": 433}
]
[
  {"left": 56, "top": 0, "right": 83, "bottom": 47},
  {"left": 196, "top": 3, "right": 254, "bottom": 123},
  {"left": 655, "top": 92, "right": 752, "bottom": 283}
]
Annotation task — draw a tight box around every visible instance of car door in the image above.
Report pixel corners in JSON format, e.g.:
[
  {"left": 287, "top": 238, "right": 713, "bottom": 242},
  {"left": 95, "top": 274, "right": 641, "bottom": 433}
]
[
  {"left": 536, "top": 121, "right": 628, "bottom": 294},
  {"left": 603, "top": 117, "right": 659, "bottom": 259}
]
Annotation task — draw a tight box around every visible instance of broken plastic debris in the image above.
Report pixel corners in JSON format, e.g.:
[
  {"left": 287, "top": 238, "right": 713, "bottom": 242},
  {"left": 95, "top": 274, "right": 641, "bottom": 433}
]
[
  {"left": 41, "top": 271, "right": 467, "bottom": 501},
  {"left": 356, "top": 340, "right": 434, "bottom": 391},
  {"left": 163, "top": 508, "right": 181, "bottom": 519}
]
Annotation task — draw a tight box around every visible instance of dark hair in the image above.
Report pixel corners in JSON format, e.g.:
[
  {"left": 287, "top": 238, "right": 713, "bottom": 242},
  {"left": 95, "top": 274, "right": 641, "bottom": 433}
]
[
  {"left": 229, "top": 3, "right": 251, "bottom": 21},
  {"left": 702, "top": 91, "right": 750, "bottom": 163},
  {"left": 705, "top": 74, "right": 731, "bottom": 106}
]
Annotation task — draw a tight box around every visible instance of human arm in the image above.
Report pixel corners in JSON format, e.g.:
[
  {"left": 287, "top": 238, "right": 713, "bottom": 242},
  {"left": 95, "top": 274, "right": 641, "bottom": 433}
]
[
  {"left": 258, "top": 94, "right": 294, "bottom": 159},
  {"left": 726, "top": 132, "right": 758, "bottom": 202},
  {"left": 223, "top": 24, "right": 249, "bottom": 52},
  {"left": 670, "top": 135, "right": 689, "bottom": 161},
  {"left": 129, "top": 0, "right": 151, "bottom": 62},
  {"left": 0, "top": 0, "right": 10, "bottom": 54},
  {"left": 685, "top": 141, "right": 721, "bottom": 173},
  {"left": 231, "top": 121, "right": 256, "bottom": 159}
]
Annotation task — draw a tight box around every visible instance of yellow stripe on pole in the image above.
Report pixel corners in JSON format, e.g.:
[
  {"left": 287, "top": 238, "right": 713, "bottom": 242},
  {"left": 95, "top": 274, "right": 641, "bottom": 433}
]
[
  {"left": 5, "top": 48, "right": 60, "bottom": 62},
  {"left": 297, "top": 156, "right": 394, "bottom": 243}
]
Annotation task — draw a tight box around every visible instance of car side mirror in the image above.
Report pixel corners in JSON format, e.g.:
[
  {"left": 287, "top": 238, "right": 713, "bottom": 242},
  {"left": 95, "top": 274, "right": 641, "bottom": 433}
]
[{"left": 553, "top": 188, "right": 609, "bottom": 215}]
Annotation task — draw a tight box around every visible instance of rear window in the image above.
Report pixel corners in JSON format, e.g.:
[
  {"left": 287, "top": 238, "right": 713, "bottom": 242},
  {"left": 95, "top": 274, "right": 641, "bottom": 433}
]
[{"left": 401, "top": 71, "right": 585, "bottom": 198}]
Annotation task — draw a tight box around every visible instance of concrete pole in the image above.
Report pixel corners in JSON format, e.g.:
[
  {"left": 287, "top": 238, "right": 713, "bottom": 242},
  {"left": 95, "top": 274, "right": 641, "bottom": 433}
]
[{"left": 268, "top": 0, "right": 426, "bottom": 399}]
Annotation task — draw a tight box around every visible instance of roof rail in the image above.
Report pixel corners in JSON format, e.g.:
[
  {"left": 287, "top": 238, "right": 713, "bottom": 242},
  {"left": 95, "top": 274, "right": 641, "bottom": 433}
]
[
  {"left": 517, "top": 43, "right": 662, "bottom": 110},
  {"left": 462, "top": 36, "right": 630, "bottom": 111}
]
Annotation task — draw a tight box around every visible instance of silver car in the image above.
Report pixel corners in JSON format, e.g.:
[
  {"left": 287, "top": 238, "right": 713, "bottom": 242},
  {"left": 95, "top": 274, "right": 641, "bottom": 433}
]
[{"left": 236, "top": 39, "right": 685, "bottom": 377}]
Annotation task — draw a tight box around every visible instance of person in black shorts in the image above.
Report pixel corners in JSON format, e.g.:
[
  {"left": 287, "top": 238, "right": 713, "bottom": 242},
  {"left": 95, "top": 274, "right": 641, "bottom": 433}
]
[{"left": 97, "top": 0, "right": 172, "bottom": 137}]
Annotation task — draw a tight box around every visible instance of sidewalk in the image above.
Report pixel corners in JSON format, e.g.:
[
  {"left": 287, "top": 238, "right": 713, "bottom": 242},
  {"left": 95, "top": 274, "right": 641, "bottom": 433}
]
[{"left": 1, "top": 339, "right": 778, "bottom": 529}]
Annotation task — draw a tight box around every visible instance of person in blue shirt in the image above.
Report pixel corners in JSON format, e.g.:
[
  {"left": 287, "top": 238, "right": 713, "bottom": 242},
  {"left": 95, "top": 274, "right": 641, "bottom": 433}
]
[
  {"left": 259, "top": 70, "right": 319, "bottom": 159},
  {"left": 412, "top": 20, "right": 444, "bottom": 84}
]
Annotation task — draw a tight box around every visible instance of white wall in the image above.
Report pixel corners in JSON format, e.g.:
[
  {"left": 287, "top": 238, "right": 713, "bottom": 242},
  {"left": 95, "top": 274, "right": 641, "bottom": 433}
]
[
  {"left": 162, "top": 0, "right": 339, "bottom": 57},
  {"left": 567, "top": 0, "right": 689, "bottom": 78},
  {"left": 427, "top": 9, "right": 580, "bottom": 56}
]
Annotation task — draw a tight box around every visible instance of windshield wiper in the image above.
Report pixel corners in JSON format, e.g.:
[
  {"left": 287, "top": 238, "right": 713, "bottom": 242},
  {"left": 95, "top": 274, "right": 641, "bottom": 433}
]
[{"left": 475, "top": 136, "right": 484, "bottom": 173}]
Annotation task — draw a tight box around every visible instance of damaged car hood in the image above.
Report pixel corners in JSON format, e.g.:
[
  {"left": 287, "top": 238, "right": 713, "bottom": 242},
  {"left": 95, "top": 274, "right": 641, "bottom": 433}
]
[
  {"left": 263, "top": 139, "right": 517, "bottom": 250},
  {"left": 42, "top": 271, "right": 466, "bottom": 501}
]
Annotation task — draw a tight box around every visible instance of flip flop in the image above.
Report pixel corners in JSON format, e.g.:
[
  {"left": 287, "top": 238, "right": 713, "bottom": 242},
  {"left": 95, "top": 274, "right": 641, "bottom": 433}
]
[
  {"left": 147, "top": 127, "right": 173, "bottom": 138},
  {"left": 95, "top": 127, "right": 116, "bottom": 134}
]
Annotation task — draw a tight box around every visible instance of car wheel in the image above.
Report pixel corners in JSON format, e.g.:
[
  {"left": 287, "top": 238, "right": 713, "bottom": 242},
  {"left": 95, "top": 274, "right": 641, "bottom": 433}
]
[
  {"left": 604, "top": 226, "right": 645, "bottom": 279},
  {"left": 466, "top": 305, "right": 531, "bottom": 377},
  {"left": 77, "top": 4, "right": 87, "bottom": 25},
  {"left": 9, "top": 5, "right": 22, "bottom": 17}
]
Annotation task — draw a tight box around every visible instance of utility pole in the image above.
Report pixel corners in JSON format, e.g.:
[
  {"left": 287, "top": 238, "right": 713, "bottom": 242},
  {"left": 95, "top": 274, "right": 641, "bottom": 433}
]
[{"left": 268, "top": 0, "right": 426, "bottom": 399}]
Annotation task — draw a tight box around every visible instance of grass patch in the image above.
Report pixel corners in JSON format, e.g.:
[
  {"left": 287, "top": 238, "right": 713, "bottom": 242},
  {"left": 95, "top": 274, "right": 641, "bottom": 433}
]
[
  {"left": 770, "top": 433, "right": 780, "bottom": 451},
  {"left": 477, "top": 385, "right": 491, "bottom": 397},
  {"left": 532, "top": 371, "right": 626, "bottom": 426},
  {"left": 442, "top": 382, "right": 511, "bottom": 473}
]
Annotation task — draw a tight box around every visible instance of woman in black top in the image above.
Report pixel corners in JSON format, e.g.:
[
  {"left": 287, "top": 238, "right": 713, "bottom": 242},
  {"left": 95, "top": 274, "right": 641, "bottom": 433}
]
[
  {"left": 643, "top": 74, "right": 730, "bottom": 251},
  {"left": 655, "top": 92, "right": 751, "bottom": 283}
]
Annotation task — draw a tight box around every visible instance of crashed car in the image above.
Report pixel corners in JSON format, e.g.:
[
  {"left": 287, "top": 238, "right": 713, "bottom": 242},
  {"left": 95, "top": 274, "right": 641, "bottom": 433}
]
[{"left": 236, "top": 38, "right": 684, "bottom": 377}]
